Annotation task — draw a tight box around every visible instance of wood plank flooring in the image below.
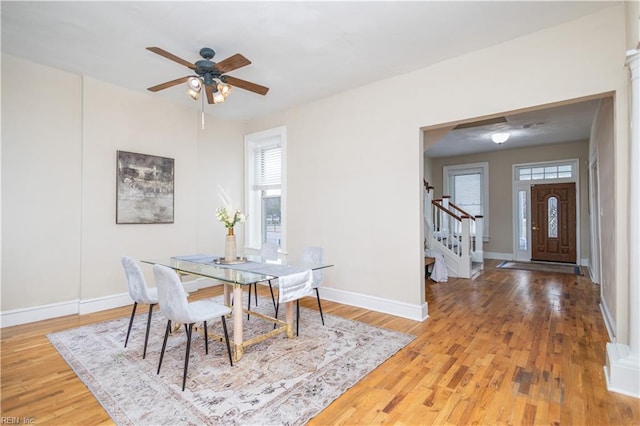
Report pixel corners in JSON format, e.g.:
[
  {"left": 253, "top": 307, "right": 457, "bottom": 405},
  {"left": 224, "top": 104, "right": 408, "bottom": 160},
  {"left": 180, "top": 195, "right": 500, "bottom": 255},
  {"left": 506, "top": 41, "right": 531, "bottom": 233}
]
[{"left": 2, "top": 260, "right": 639, "bottom": 424}]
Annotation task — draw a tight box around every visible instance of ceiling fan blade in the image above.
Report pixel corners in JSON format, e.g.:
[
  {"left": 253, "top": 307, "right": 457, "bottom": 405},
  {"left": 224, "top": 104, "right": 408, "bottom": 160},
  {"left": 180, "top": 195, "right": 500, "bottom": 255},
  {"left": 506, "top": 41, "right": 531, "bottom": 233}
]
[
  {"left": 215, "top": 53, "right": 251, "bottom": 74},
  {"left": 205, "top": 85, "right": 214, "bottom": 104},
  {"left": 222, "top": 76, "right": 269, "bottom": 96},
  {"left": 146, "top": 47, "right": 195, "bottom": 70},
  {"left": 147, "top": 76, "right": 190, "bottom": 92}
]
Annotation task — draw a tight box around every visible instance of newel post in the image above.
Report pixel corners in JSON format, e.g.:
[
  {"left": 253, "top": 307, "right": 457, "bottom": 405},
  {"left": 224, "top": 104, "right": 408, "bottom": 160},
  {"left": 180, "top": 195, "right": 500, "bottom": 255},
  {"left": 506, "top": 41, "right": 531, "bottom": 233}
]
[{"left": 474, "top": 215, "right": 484, "bottom": 260}]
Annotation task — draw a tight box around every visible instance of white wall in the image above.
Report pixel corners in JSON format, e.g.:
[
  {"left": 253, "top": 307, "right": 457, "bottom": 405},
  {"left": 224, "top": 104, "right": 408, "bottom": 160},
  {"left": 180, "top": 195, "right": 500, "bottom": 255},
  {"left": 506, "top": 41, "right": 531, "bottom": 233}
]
[
  {"left": 2, "top": 54, "right": 83, "bottom": 308},
  {"left": 246, "top": 6, "right": 629, "bottom": 320},
  {"left": 1, "top": 54, "right": 245, "bottom": 321}
]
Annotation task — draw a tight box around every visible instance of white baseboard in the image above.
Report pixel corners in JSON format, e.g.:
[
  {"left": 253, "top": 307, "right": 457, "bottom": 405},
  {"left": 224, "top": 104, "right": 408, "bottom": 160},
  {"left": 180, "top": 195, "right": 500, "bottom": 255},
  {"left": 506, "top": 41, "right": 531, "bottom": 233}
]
[
  {"left": 2, "top": 279, "right": 426, "bottom": 327},
  {"left": 319, "top": 286, "right": 428, "bottom": 322},
  {"left": 484, "top": 252, "right": 513, "bottom": 260},
  {"left": 605, "top": 342, "right": 640, "bottom": 398},
  {"left": 1, "top": 278, "right": 216, "bottom": 328},
  {"left": 600, "top": 301, "right": 616, "bottom": 342},
  {"left": 1, "top": 299, "right": 80, "bottom": 328}
]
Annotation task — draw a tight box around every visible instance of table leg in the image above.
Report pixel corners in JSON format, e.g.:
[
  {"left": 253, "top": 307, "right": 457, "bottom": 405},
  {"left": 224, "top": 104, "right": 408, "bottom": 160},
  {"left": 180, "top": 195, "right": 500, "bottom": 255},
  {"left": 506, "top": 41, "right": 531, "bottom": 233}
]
[
  {"left": 223, "top": 282, "right": 231, "bottom": 306},
  {"left": 232, "top": 284, "right": 244, "bottom": 361},
  {"left": 285, "top": 300, "right": 294, "bottom": 338}
]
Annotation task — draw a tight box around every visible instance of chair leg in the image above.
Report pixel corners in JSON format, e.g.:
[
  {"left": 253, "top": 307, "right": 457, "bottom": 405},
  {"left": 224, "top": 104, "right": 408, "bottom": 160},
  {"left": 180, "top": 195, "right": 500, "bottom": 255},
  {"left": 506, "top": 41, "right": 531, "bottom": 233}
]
[
  {"left": 204, "top": 321, "right": 209, "bottom": 355},
  {"left": 124, "top": 302, "right": 138, "bottom": 347},
  {"left": 221, "top": 316, "right": 233, "bottom": 366},
  {"left": 273, "top": 299, "right": 280, "bottom": 330},
  {"left": 268, "top": 280, "right": 276, "bottom": 313},
  {"left": 183, "top": 323, "right": 194, "bottom": 391},
  {"left": 143, "top": 304, "right": 155, "bottom": 359},
  {"left": 157, "top": 320, "right": 171, "bottom": 374},
  {"left": 315, "top": 288, "right": 325, "bottom": 326},
  {"left": 247, "top": 284, "right": 252, "bottom": 320}
]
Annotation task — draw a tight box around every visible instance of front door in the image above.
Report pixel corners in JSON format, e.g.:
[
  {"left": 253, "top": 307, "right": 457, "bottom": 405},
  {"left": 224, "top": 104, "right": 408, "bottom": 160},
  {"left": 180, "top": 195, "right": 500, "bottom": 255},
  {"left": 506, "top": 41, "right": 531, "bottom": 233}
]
[{"left": 531, "top": 182, "right": 576, "bottom": 263}]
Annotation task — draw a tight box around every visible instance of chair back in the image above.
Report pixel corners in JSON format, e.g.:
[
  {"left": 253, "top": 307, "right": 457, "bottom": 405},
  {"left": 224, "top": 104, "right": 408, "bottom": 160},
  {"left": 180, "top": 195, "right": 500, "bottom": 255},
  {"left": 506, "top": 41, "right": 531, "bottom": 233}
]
[
  {"left": 301, "top": 247, "right": 324, "bottom": 289},
  {"left": 121, "top": 256, "right": 156, "bottom": 304},
  {"left": 260, "top": 242, "right": 279, "bottom": 261},
  {"left": 154, "top": 264, "right": 192, "bottom": 324},
  {"left": 277, "top": 270, "right": 313, "bottom": 304}
]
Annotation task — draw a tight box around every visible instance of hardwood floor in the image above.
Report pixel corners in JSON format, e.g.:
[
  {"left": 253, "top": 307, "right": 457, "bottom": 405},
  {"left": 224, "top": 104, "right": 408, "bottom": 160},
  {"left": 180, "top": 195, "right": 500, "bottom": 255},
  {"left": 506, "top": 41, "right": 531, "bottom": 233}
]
[{"left": 2, "top": 261, "right": 639, "bottom": 425}]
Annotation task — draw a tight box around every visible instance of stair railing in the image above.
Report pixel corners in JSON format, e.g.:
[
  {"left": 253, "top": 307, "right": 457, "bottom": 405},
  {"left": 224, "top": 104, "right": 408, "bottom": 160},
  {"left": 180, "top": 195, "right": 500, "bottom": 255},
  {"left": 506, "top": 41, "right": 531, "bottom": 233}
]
[{"left": 423, "top": 180, "right": 483, "bottom": 277}]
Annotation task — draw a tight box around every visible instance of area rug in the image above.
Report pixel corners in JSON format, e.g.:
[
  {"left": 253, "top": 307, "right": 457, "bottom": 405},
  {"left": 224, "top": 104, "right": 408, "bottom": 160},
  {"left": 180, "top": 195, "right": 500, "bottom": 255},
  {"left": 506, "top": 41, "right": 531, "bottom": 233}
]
[
  {"left": 497, "top": 261, "right": 583, "bottom": 275},
  {"left": 47, "top": 295, "right": 414, "bottom": 425}
]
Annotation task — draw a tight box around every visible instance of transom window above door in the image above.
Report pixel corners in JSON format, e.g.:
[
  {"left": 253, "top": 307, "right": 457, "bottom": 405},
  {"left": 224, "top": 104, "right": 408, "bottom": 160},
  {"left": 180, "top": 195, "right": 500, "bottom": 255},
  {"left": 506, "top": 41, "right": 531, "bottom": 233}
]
[{"left": 516, "top": 162, "right": 575, "bottom": 181}]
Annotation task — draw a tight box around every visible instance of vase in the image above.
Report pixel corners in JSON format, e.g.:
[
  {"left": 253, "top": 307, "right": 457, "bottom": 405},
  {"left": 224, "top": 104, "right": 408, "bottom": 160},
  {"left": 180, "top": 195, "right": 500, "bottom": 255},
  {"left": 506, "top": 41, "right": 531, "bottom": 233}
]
[{"left": 225, "top": 227, "right": 236, "bottom": 260}]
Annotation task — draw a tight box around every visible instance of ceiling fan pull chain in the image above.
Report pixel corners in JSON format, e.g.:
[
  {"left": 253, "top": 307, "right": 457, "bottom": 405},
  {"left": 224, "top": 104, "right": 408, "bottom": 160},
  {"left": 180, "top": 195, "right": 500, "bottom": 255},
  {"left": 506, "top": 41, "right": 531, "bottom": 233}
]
[{"left": 201, "top": 92, "right": 205, "bottom": 130}]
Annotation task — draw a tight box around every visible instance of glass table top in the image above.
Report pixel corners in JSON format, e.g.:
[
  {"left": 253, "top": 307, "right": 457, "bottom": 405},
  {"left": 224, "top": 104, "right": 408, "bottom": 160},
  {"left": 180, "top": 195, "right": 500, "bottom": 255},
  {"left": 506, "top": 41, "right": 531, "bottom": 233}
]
[{"left": 142, "top": 253, "right": 333, "bottom": 286}]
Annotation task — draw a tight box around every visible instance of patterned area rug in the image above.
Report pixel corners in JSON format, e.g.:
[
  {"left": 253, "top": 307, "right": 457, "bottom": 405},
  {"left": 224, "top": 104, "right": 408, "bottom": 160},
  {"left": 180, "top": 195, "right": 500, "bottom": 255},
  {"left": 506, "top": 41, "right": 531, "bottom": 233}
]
[
  {"left": 48, "top": 295, "right": 414, "bottom": 425},
  {"left": 497, "top": 261, "right": 583, "bottom": 275}
]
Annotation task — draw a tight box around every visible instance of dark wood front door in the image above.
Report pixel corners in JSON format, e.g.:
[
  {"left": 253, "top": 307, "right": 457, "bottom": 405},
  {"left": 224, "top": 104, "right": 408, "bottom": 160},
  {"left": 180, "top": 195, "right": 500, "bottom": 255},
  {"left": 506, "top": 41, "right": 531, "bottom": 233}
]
[{"left": 531, "top": 182, "right": 577, "bottom": 263}]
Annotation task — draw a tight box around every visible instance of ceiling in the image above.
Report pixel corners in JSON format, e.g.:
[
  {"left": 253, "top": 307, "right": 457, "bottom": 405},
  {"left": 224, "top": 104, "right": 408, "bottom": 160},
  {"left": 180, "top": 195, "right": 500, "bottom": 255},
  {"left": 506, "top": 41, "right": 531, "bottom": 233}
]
[
  {"left": 425, "top": 98, "right": 602, "bottom": 158},
  {"left": 1, "top": 1, "right": 614, "bottom": 155}
]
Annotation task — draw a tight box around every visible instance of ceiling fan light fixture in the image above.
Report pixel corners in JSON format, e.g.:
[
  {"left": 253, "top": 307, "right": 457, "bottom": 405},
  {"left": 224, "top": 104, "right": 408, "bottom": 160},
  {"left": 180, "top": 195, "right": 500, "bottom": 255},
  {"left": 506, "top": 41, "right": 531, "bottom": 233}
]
[
  {"left": 491, "top": 132, "right": 510, "bottom": 144},
  {"left": 187, "top": 76, "right": 202, "bottom": 91},
  {"left": 186, "top": 76, "right": 202, "bottom": 100},
  {"left": 187, "top": 87, "right": 201, "bottom": 101},
  {"left": 212, "top": 91, "right": 225, "bottom": 104},
  {"left": 218, "top": 82, "right": 231, "bottom": 97}
]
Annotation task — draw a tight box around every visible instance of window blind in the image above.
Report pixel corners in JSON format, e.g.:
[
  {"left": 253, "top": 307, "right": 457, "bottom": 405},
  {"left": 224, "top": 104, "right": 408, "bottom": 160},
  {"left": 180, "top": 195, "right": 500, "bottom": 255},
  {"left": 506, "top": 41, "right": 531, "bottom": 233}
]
[
  {"left": 254, "top": 144, "right": 281, "bottom": 189},
  {"left": 453, "top": 172, "right": 482, "bottom": 216}
]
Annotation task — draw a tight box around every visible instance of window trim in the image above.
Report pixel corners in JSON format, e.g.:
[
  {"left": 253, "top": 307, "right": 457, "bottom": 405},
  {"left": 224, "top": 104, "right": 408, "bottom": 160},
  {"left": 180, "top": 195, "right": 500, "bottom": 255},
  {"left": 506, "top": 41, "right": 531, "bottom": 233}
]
[
  {"left": 443, "top": 162, "right": 489, "bottom": 240},
  {"left": 244, "top": 126, "right": 287, "bottom": 252}
]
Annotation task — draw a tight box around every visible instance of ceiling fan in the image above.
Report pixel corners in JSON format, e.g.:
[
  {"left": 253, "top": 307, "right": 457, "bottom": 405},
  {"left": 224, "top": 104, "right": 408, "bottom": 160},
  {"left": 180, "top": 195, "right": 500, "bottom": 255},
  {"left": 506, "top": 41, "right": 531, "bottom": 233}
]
[{"left": 146, "top": 47, "right": 269, "bottom": 104}]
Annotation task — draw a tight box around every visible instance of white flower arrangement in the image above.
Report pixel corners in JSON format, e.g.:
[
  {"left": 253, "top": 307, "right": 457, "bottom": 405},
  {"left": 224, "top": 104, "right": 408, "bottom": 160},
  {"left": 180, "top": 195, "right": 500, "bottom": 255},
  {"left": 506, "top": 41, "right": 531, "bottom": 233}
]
[{"left": 215, "top": 207, "right": 246, "bottom": 229}]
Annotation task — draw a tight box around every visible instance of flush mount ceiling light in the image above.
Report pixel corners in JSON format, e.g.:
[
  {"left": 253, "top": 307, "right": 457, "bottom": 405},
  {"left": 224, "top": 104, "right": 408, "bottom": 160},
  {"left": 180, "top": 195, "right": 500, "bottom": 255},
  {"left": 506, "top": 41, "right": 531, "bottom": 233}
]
[{"left": 491, "top": 132, "right": 510, "bottom": 144}]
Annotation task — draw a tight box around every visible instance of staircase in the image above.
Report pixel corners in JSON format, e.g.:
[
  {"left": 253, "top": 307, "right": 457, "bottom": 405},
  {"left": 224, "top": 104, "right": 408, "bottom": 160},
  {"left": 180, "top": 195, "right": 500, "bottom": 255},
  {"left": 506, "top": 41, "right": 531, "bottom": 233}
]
[{"left": 424, "top": 181, "right": 484, "bottom": 278}]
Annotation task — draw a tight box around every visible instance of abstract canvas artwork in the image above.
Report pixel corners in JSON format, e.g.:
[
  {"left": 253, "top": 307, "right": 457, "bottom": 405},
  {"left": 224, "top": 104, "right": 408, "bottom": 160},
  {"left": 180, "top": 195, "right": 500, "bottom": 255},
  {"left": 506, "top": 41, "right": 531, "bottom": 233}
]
[{"left": 116, "top": 150, "right": 174, "bottom": 224}]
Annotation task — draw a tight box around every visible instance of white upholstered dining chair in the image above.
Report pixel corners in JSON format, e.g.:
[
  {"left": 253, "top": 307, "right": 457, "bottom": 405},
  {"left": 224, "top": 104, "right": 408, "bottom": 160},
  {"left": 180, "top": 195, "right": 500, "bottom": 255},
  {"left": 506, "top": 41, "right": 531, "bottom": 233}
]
[
  {"left": 121, "top": 256, "right": 159, "bottom": 359},
  {"left": 274, "top": 269, "right": 313, "bottom": 336},
  {"left": 301, "top": 246, "right": 325, "bottom": 326},
  {"left": 154, "top": 264, "right": 233, "bottom": 391},
  {"left": 247, "top": 242, "right": 279, "bottom": 318}
]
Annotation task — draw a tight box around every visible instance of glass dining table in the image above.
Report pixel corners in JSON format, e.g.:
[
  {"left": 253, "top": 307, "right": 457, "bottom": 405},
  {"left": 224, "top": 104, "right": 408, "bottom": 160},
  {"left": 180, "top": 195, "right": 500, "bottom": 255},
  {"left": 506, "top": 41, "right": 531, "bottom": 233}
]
[{"left": 142, "top": 254, "right": 332, "bottom": 362}]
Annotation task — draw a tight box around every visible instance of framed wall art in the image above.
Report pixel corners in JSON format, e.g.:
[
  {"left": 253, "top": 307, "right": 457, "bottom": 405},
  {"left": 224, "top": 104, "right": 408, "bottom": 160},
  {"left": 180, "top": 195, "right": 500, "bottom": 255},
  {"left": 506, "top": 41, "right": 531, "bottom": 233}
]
[{"left": 116, "top": 150, "right": 174, "bottom": 224}]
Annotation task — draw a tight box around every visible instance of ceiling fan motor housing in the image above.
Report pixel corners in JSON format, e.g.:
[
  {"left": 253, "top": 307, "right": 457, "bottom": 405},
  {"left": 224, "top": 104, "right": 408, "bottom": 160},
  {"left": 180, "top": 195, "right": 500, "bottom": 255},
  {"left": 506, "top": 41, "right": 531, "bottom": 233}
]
[
  {"left": 194, "top": 59, "right": 221, "bottom": 86},
  {"left": 199, "top": 47, "right": 215, "bottom": 60}
]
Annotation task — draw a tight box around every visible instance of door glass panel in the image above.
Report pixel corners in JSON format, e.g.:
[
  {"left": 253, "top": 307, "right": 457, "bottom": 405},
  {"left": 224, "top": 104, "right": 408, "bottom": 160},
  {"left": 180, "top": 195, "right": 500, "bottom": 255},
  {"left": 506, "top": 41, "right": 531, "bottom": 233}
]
[
  {"left": 518, "top": 190, "right": 527, "bottom": 250},
  {"left": 548, "top": 196, "right": 558, "bottom": 238}
]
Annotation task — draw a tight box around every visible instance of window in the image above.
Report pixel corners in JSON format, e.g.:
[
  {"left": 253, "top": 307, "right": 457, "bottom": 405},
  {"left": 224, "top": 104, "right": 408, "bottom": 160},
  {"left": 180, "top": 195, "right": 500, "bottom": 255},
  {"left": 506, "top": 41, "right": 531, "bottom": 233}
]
[
  {"left": 245, "top": 127, "right": 286, "bottom": 250},
  {"left": 517, "top": 190, "right": 528, "bottom": 250},
  {"left": 548, "top": 197, "right": 558, "bottom": 238},
  {"left": 443, "top": 162, "right": 489, "bottom": 239},
  {"left": 517, "top": 162, "right": 574, "bottom": 181}
]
